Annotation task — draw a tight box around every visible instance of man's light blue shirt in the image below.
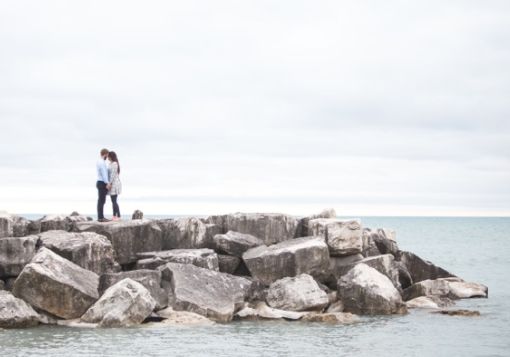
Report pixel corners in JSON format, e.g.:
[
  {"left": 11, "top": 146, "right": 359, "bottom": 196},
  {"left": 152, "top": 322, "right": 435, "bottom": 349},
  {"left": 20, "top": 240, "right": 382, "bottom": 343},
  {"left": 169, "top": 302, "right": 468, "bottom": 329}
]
[{"left": 96, "top": 159, "right": 109, "bottom": 184}]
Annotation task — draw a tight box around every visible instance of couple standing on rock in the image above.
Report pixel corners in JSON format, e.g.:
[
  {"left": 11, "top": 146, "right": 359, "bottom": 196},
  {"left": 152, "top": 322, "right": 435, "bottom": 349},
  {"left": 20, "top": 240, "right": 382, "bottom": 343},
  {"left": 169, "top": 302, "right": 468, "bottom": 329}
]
[{"left": 96, "top": 148, "right": 122, "bottom": 222}]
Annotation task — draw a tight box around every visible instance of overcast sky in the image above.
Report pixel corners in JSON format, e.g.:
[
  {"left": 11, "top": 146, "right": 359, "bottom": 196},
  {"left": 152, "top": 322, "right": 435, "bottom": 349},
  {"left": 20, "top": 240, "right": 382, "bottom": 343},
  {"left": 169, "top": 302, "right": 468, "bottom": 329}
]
[{"left": 1, "top": 0, "right": 509, "bottom": 216}]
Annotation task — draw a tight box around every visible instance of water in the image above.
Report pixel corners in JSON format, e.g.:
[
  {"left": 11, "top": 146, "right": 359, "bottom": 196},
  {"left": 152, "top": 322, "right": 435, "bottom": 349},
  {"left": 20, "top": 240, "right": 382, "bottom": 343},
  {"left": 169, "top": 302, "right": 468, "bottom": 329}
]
[{"left": 2, "top": 217, "right": 510, "bottom": 356}]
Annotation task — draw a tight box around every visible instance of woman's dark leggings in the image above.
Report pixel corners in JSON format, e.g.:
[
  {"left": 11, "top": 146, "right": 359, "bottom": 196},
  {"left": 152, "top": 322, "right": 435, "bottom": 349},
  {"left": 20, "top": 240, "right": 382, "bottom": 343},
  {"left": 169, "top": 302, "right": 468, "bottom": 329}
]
[{"left": 110, "top": 195, "right": 121, "bottom": 217}]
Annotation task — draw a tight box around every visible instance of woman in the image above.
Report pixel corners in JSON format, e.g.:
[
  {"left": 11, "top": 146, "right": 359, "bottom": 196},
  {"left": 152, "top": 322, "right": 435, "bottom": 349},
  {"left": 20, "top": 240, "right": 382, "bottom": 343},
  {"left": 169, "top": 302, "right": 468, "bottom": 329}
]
[{"left": 107, "top": 151, "right": 122, "bottom": 220}]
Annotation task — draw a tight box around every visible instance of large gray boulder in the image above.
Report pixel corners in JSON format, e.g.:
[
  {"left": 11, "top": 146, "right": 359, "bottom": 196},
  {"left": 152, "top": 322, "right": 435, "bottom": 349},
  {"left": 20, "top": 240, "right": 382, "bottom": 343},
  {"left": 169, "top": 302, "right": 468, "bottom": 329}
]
[
  {"left": 403, "top": 278, "right": 488, "bottom": 301},
  {"left": 39, "top": 214, "right": 91, "bottom": 232},
  {"left": 99, "top": 270, "right": 167, "bottom": 310},
  {"left": 157, "top": 218, "right": 221, "bottom": 250},
  {"left": 266, "top": 274, "right": 329, "bottom": 311},
  {"left": 337, "top": 263, "right": 407, "bottom": 315},
  {"left": 12, "top": 248, "right": 99, "bottom": 319},
  {"left": 396, "top": 251, "right": 455, "bottom": 283},
  {"left": 0, "top": 235, "right": 39, "bottom": 278},
  {"left": 308, "top": 218, "right": 362, "bottom": 256},
  {"left": 0, "top": 212, "right": 13, "bottom": 238},
  {"left": 213, "top": 231, "right": 264, "bottom": 257},
  {"left": 159, "top": 262, "right": 252, "bottom": 322},
  {"left": 81, "top": 278, "right": 156, "bottom": 327},
  {"left": 242, "top": 237, "right": 330, "bottom": 285},
  {"left": 39, "top": 230, "right": 117, "bottom": 274},
  {"left": 207, "top": 212, "right": 299, "bottom": 245},
  {"left": 137, "top": 249, "right": 219, "bottom": 271},
  {"left": 74, "top": 220, "right": 163, "bottom": 265},
  {"left": 296, "top": 208, "right": 337, "bottom": 237},
  {"left": 362, "top": 228, "right": 399, "bottom": 257},
  {"left": 0, "top": 290, "right": 41, "bottom": 328}
]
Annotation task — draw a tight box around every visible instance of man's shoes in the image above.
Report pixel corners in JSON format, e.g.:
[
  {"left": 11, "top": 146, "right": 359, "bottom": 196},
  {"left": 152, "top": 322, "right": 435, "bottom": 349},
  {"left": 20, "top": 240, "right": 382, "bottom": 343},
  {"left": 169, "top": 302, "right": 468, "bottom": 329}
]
[{"left": 97, "top": 218, "right": 111, "bottom": 223}]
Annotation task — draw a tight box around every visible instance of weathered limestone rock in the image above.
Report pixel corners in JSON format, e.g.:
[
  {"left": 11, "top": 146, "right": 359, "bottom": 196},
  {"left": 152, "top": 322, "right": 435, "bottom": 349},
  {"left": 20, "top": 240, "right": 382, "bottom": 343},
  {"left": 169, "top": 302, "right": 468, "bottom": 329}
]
[
  {"left": 0, "top": 280, "right": 4, "bottom": 290},
  {"left": 266, "top": 274, "right": 329, "bottom": 311},
  {"left": 213, "top": 231, "right": 264, "bottom": 257},
  {"left": 132, "top": 210, "right": 144, "bottom": 220},
  {"left": 337, "top": 263, "right": 407, "bottom": 315},
  {"left": 74, "top": 220, "right": 163, "bottom": 265},
  {"left": 157, "top": 218, "right": 221, "bottom": 250},
  {"left": 39, "top": 231, "right": 116, "bottom": 274},
  {"left": 297, "top": 208, "right": 337, "bottom": 237},
  {"left": 406, "top": 296, "right": 440, "bottom": 309},
  {"left": 81, "top": 278, "right": 156, "bottom": 327},
  {"left": 326, "top": 300, "right": 344, "bottom": 313},
  {"left": 159, "top": 262, "right": 252, "bottom": 322},
  {"left": 235, "top": 301, "right": 307, "bottom": 320},
  {"left": 242, "top": 236, "right": 330, "bottom": 285},
  {"left": 301, "top": 312, "right": 359, "bottom": 324},
  {"left": 403, "top": 278, "right": 488, "bottom": 301},
  {"left": 137, "top": 249, "right": 219, "bottom": 271},
  {"left": 0, "top": 212, "right": 13, "bottom": 238},
  {"left": 99, "top": 270, "right": 167, "bottom": 310},
  {"left": 0, "top": 235, "right": 39, "bottom": 278},
  {"left": 217, "top": 254, "right": 241, "bottom": 274},
  {"left": 362, "top": 228, "right": 399, "bottom": 257},
  {"left": 0, "top": 290, "right": 40, "bottom": 328},
  {"left": 207, "top": 212, "right": 299, "bottom": 245},
  {"left": 308, "top": 218, "right": 362, "bottom": 256},
  {"left": 12, "top": 248, "right": 99, "bottom": 319},
  {"left": 39, "top": 214, "right": 91, "bottom": 232},
  {"left": 396, "top": 251, "right": 455, "bottom": 283},
  {"left": 152, "top": 307, "right": 215, "bottom": 326},
  {"left": 431, "top": 309, "right": 480, "bottom": 317}
]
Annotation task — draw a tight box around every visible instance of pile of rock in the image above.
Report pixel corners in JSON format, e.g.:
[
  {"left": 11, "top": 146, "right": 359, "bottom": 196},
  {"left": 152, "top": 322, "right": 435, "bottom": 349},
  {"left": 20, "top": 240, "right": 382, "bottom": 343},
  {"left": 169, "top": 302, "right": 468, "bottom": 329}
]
[{"left": 0, "top": 209, "right": 488, "bottom": 329}]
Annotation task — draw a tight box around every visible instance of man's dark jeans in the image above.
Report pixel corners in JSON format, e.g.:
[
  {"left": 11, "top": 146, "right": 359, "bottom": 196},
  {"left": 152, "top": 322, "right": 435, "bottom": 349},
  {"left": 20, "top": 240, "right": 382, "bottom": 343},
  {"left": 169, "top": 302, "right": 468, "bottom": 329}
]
[{"left": 96, "top": 181, "right": 108, "bottom": 220}]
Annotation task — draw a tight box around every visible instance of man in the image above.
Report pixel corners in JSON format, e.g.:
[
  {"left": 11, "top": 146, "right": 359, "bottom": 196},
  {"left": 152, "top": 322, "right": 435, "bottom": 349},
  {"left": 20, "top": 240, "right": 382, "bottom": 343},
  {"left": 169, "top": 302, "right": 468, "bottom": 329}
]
[{"left": 96, "top": 148, "right": 110, "bottom": 222}]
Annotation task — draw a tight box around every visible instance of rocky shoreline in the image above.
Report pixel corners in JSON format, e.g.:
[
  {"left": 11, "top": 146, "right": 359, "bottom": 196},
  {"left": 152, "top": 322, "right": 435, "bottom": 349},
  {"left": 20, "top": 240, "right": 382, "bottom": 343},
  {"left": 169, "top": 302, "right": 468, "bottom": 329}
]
[{"left": 0, "top": 209, "right": 488, "bottom": 328}]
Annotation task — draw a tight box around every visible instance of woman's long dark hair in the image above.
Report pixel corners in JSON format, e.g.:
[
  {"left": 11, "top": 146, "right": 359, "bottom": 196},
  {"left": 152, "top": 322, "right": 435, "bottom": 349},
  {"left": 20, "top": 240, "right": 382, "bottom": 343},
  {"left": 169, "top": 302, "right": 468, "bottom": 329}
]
[{"left": 108, "top": 151, "right": 120, "bottom": 174}]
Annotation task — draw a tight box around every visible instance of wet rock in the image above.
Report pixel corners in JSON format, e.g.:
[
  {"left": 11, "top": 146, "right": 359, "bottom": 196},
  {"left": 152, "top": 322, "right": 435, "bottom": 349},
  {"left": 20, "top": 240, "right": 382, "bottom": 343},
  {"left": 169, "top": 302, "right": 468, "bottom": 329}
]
[
  {"left": 0, "top": 235, "right": 39, "bottom": 278},
  {"left": 207, "top": 213, "right": 299, "bottom": 245},
  {"left": 301, "top": 312, "right": 359, "bottom": 324},
  {"left": 297, "top": 208, "right": 337, "bottom": 237},
  {"left": 74, "top": 220, "right": 163, "bottom": 265},
  {"left": 396, "top": 251, "right": 455, "bottom": 283},
  {"left": 448, "top": 280, "right": 488, "bottom": 299},
  {"left": 132, "top": 210, "right": 144, "bottom": 220},
  {"left": 242, "top": 236, "right": 330, "bottom": 285},
  {"left": 157, "top": 218, "right": 221, "bottom": 250},
  {"left": 213, "top": 231, "right": 264, "bottom": 257},
  {"left": 266, "top": 274, "right": 329, "bottom": 311},
  {"left": 137, "top": 249, "right": 219, "bottom": 271},
  {"left": 159, "top": 262, "right": 252, "bottom": 322},
  {"left": 308, "top": 218, "right": 362, "bottom": 256},
  {"left": 406, "top": 296, "right": 440, "bottom": 309},
  {"left": 152, "top": 307, "right": 215, "bottom": 326},
  {"left": 39, "top": 230, "right": 116, "bottom": 274},
  {"left": 0, "top": 290, "right": 40, "bottom": 328},
  {"left": 217, "top": 254, "right": 241, "bottom": 274},
  {"left": 81, "top": 278, "right": 156, "bottom": 327},
  {"left": 235, "top": 301, "right": 307, "bottom": 320},
  {"left": 12, "top": 247, "right": 99, "bottom": 319},
  {"left": 431, "top": 309, "right": 480, "bottom": 317},
  {"left": 337, "top": 263, "right": 407, "bottom": 315},
  {"left": 39, "top": 214, "right": 91, "bottom": 232},
  {"left": 403, "top": 278, "right": 488, "bottom": 301},
  {"left": 99, "top": 270, "right": 167, "bottom": 310}
]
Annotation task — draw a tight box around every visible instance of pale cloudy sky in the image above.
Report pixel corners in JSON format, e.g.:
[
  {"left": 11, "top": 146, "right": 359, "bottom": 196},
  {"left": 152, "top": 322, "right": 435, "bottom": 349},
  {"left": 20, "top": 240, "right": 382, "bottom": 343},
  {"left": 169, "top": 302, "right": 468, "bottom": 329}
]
[{"left": 1, "top": 0, "right": 509, "bottom": 216}]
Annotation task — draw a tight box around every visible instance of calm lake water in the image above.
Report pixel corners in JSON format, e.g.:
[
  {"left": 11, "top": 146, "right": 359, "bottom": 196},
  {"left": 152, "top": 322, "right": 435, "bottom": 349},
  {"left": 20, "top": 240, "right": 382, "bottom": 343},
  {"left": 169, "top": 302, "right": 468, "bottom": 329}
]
[{"left": 1, "top": 217, "right": 509, "bottom": 356}]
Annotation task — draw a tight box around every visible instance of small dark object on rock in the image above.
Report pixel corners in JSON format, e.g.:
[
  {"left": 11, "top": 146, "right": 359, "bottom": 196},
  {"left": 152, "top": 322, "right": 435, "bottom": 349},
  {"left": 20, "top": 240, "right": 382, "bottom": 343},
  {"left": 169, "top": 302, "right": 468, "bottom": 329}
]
[
  {"left": 70, "top": 211, "right": 80, "bottom": 216},
  {"left": 432, "top": 309, "right": 480, "bottom": 317},
  {"left": 132, "top": 210, "right": 144, "bottom": 220}
]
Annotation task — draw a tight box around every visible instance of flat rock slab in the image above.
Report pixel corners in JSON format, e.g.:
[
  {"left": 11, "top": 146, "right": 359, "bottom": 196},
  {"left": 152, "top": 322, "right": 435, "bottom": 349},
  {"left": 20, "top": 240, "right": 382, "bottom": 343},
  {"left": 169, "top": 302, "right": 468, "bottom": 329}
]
[
  {"left": 157, "top": 218, "right": 221, "bottom": 250},
  {"left": 235, "top": 302, "right": 307, "bottom": 320},
  {"left": 82, "top": 278, "right": 156, "bottom": 327},
  {"left": 308, "top": 218, "right": 363, "bottom": 256},
  {"left": 39, "top": 214, "right": 91, "bottom": 232},
  {"left": 242, "top": 236, "right": 330, "bottom": 285},
  {"left": 74, "top": 220, "right": 163, "bottom": 265},
  {"left": 39, "top": 230, "right": 117, "bottom": 274},
  {"left": 431, "top": 309, "right": 480, "bottom": 317},
  {"left": 301, "top": 312, "right": 359, "bottom": 324},
  {"left": 207, "top": 213, "right": 299, "bottom": 245},
  {"left": 213, "top": 231, "right": 264, "bottom": 257},
  {"left": 403, "top": 278, "right": 488, "bottom": 301},
  {"left": 337, "top": 263, "right": 407, "bottom": 315},
  {"left": 137, "top": 249, "right": 219, "bottom": 271},
  {"left": 153, "top": 307, "right": 215, "bottom": 326},
  {"left": 99, "top": 270, "right": 167, "bottom": 310},
  {"left": 0, "top": 290, "right": 40, "bottom": 328},
  {"left": 12, "top": 247, "right": 99, "bottom": 319},
  {"left": 266, "top": 274, "right": 329, "bottom": 311},
  {"left": 159, "top": 262, "right": 252, "bottom": 322},
  {"left": 0, "top": 235, "right": 39, "bottom": 278}
]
